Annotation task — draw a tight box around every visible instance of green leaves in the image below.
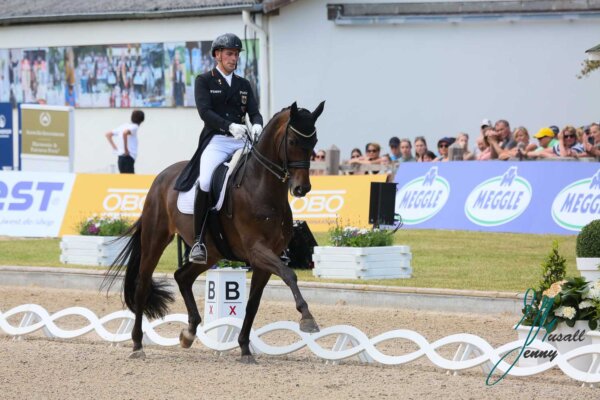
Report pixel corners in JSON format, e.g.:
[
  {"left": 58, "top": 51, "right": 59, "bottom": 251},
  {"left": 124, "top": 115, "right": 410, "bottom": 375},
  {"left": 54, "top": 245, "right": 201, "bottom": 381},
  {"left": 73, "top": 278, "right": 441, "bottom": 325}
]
[
  {"left": 576, "top": 219, "right": 600, "bottom": 258},
  {"left": 77, "top": 215, "right": 132, "bottom": 236}
]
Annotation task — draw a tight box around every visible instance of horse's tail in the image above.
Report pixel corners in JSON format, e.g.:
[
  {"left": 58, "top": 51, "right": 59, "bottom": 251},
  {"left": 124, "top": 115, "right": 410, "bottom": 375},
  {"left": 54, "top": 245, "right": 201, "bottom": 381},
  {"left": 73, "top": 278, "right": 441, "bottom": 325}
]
[{"left": 101, "top": 218, "right": 174, "bottom": 320}]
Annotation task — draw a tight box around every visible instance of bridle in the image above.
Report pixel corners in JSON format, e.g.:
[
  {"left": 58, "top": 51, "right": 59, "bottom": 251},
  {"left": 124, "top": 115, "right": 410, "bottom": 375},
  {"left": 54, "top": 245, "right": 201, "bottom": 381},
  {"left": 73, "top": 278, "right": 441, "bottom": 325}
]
[{"left": 248, "top": 120, "right": 316, "bottom": 183}]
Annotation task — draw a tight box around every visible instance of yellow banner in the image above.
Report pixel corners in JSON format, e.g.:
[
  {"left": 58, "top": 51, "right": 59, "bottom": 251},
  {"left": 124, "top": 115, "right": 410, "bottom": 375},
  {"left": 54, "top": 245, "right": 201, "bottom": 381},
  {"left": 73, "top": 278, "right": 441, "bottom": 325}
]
[
  {"left": 60, "top": 173, "right": 387, "bottom": 235},
  {"left": 59, "top": 174, "right": 155, "bottom": 236},
  {"left": 289, "top": 175, "right": 387, "bottom": 232}
]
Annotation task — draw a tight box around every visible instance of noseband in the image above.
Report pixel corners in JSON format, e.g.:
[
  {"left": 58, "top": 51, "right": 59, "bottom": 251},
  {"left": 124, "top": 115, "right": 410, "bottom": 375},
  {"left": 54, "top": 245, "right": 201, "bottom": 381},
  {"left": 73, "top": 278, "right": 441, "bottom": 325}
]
[{"left": 249, "top": 121, "right": 316, "bottom": 183}]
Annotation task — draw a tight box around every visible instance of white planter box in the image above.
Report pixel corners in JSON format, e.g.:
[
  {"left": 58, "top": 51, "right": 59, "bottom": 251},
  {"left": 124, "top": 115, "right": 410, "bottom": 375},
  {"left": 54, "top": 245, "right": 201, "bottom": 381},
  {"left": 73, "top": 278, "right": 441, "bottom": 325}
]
[
  {"left": 60, "top": 235, "right": 127, "bottom": 266},
  {"left": 515, "top": 320, "right": 593, "bottom": 371},
  {"left": 312, "top": 246, "right": 412, "bottom": 280},
  {"left": 576, "top": 257, "right": 600, "bottom": 282}
]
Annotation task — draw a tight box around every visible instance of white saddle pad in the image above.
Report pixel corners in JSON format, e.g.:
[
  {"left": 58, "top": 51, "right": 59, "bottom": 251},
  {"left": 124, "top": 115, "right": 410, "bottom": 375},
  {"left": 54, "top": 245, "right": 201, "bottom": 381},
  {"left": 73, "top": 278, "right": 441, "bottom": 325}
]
[{"left": 177, "top": 148, "right": 246, "bottom": 215}]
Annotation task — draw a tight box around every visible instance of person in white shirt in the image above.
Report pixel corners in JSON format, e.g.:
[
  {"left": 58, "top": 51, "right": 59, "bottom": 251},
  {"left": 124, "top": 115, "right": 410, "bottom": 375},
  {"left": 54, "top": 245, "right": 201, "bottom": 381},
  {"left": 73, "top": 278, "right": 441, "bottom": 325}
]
[{"left": 105, "top": 109, "right": 144, "bottom": 173}]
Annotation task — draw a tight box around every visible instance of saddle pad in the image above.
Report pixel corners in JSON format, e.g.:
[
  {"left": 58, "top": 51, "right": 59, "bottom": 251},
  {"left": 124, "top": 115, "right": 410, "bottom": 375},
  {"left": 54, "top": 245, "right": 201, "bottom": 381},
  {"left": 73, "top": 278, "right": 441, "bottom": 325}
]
[{"left": 177, "top": 148, "right": 245, "bottom": 215}]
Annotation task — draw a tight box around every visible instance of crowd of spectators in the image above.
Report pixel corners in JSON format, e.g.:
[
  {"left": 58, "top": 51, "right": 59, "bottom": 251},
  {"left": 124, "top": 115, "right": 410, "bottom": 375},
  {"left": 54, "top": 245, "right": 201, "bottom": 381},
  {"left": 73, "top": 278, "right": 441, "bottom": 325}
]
[{"left": 317, "top": 119, "right": 600, "bottom": 175}]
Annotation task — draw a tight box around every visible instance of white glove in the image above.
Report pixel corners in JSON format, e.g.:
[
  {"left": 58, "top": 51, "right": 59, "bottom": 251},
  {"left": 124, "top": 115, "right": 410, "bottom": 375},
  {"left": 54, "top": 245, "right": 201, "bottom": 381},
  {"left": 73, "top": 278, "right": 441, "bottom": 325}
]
[
  {"left": 228, "top": 123, "right": 248, "bottom": 140},
  {"left": 251, "top": 124, "right": 263, "bottom": 136}
]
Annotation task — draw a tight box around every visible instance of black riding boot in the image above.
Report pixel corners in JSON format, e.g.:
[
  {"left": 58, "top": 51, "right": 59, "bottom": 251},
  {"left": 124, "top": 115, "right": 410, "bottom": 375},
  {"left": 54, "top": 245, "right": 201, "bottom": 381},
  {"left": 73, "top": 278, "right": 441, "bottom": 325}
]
[{"left": 189, "top": 187, "right": 210, "bottom": 264}]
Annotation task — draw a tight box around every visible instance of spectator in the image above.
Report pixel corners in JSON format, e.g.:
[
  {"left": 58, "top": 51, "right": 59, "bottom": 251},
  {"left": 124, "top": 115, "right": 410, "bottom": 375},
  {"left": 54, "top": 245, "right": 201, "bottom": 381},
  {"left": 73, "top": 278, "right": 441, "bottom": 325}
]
[
  {"left": 553, "top": 125, "right": 585, "bottom": 158},
  {"left": 476, "top": 132, "right": 492, "bottom": 160},
  {"left": 388, "top": 137, "right": 401, "bottom": 161},
  {"left": 449, "top": 132, "right": 475, "bottom": 160},
  {"left": 434, "top": 137, "right": 455, "bottom": 162},
  {"left": 494, "top": 119, "right": 516, "bottom": 150},
  {"left": 480, "top": 118, "right": 493, "bottom": 135},
  {"left": 584, "top": 123, "right": 600, "bottom": 158},
  {"left": 350, "top": 148, "right": 362, "bottom": 159},
  {"left": 379, "top": 154, "right": 394, "bottom": 173},
  {"left": 349, "top": 142, "right": 381, "bottom": 174},
  {"left": 414, "top": 136, "right": 428, "bottom": 161},
  {"left": 399, "top": 138, "right": 415, "bottom": 162},
  {"left": 499, "top": 126, "right": 530, "bottom": 160},
  {"left": 525, "top": 127, "right": 558, "bottom": 159},
  {"left": 422, "top": 150, "right": 436, "bottom": 162},
  {"left": 105, "top": 109, "right": 144, "bottom": 173},
  {"left": 549, "top": 125, "right": 560, "bottom": 136},
  {"left": 311, "top": 149, "right": 326, "bottom": 176}
]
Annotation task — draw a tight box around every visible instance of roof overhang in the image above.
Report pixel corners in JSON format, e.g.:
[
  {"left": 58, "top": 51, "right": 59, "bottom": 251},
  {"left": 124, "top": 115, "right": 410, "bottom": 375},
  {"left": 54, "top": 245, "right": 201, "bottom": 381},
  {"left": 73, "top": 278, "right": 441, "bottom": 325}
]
[{"left": 327, "top": 1, "right": 600, "bottom": 25}]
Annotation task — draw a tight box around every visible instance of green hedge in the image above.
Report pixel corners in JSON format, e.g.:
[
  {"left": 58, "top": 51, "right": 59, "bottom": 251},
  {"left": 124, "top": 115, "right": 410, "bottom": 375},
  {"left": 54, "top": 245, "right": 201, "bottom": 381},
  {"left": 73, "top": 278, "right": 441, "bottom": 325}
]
[{"left": 576, "top": 219, "right": 600, "bottom": 258}]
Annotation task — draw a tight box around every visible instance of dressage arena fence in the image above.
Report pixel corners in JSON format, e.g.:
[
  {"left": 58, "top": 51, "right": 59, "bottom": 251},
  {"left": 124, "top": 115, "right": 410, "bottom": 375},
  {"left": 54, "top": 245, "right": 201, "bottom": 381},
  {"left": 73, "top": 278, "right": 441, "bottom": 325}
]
[{"left": 3, "top": 304, "right": 600, "bottom": 386}]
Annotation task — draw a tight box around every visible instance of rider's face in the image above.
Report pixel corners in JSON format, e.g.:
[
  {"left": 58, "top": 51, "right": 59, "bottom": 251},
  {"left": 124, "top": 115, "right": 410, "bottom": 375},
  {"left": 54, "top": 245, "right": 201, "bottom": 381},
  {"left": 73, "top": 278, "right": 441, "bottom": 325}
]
[{"left": 216, "top": 48, "right": 240, "bottom": 74}]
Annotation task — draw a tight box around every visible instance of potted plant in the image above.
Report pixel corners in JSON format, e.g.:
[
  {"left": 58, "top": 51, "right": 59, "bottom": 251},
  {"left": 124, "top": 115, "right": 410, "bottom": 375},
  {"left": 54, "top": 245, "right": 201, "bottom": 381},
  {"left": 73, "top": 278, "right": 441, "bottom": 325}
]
[
  {"left": 59, "top": 215, "right": 132, "bottom": 266},
  {"left": 312, "top": 222, "right": 411, "bottom": 280},
  {"left": 576, "top": 219, "right": 600, "bottom": 282},
  {"left": 515, "top": 241, "right": 598, "bottom": 370}
]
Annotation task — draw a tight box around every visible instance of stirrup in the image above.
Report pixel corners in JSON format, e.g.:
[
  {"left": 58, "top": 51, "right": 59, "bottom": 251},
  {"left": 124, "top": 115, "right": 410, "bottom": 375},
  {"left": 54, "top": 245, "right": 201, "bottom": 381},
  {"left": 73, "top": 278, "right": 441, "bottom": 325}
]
[{"left": 189, "top": 241, "right": 207, "bottom": 264}]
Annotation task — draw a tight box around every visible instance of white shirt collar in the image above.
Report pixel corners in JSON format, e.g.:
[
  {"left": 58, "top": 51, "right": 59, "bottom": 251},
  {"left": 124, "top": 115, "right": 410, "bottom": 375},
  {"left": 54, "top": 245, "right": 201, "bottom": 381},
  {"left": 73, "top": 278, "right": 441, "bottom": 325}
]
[{"left": 216, "top": 67, "right": 233, "bottom": 86}]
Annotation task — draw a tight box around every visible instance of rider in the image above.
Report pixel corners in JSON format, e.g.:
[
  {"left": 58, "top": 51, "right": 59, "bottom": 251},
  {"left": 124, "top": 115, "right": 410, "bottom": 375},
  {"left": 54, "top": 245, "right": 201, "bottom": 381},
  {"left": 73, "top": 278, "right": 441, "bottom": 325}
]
[{"left": 175, "top": 33, "right": 263, "bottom": 264}]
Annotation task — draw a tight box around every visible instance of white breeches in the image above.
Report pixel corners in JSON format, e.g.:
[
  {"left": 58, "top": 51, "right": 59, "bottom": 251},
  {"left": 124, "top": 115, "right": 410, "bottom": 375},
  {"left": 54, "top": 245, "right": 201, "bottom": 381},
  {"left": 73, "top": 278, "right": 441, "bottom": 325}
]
[{"left": 198, "top": 135, "right": 245, "bottom": 192}]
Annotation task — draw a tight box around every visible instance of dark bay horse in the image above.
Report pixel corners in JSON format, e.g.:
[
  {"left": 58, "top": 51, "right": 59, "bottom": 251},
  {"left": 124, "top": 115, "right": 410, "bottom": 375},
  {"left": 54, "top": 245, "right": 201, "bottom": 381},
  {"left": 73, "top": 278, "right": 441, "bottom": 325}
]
[{"left": 104, "top": 101, "right": 324, "bottom": 362}]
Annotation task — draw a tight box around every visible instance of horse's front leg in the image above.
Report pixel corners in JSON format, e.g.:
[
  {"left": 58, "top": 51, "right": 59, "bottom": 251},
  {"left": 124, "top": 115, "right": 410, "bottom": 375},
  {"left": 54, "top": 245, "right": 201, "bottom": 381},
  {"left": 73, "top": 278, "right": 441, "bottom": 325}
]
[
  {"left": 249, "top": 244, "right": 319, "bottom": 333},
  {"left": 238, "top": 268, "right": 271, "bottom": 363}
]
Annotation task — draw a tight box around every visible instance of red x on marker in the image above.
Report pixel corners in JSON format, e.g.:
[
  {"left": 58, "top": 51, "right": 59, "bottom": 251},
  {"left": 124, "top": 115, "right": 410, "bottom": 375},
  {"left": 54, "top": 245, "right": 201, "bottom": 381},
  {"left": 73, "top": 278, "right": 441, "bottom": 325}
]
[
  {"left": 209, "top": 305, "right": 214, "bottom": 315},
  {"left": 229, "top": 306, "right": 237, "bottom": 316}
]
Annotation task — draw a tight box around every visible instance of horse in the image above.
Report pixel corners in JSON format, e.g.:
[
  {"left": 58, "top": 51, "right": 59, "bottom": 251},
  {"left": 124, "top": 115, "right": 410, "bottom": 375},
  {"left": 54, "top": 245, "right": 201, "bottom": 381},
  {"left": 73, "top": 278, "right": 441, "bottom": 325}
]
[{"left": 104, "top": 101, "right": 325, "bottom": 362}]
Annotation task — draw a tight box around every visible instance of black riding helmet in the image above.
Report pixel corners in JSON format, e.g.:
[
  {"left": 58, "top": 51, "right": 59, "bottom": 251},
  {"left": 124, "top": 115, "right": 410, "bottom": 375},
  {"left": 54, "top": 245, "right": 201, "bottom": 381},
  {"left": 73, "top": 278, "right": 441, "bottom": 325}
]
[{"left": 211, "top": 33, "right": 243, "bottom": 57}]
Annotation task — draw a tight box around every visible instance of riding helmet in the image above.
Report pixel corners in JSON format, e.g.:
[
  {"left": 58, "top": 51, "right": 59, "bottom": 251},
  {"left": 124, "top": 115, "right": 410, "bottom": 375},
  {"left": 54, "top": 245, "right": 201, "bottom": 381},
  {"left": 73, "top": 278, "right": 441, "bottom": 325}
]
[{"left": 211, "top": 33, "right": 243, "bottom": 57}]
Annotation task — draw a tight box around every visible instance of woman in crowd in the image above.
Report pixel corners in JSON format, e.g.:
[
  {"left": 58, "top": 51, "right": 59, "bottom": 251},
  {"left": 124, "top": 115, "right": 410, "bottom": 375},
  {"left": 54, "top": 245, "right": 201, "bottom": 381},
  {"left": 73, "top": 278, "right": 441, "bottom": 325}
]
[
  {"left": 434, "top": 137, "right": 455, "bottom": 162},
  {"left": 422, "top": 150, "right": 436, "bottom": 162},
  {"left": 414, "top": 136, "right": 429, "bottom": 162},
  {"left": 499, "top": 126, "right": 530, "bottom": 160}
]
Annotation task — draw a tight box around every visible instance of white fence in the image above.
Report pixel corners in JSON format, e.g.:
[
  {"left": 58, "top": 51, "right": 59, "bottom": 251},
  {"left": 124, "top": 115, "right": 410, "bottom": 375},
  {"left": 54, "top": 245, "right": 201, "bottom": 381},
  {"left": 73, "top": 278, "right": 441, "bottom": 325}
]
[{"left": 3, "top": 304, "right": 600, "bottom": 386}]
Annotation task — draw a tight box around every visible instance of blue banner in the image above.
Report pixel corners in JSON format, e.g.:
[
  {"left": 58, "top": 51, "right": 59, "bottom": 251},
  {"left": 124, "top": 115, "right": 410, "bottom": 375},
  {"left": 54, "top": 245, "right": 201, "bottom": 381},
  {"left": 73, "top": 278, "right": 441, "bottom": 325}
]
[
  {"left": 393, "top": 161, "right": 600, "bottom": 234},
  {"left": 0, "top": 103, "right": 13, "bottom": 170}
]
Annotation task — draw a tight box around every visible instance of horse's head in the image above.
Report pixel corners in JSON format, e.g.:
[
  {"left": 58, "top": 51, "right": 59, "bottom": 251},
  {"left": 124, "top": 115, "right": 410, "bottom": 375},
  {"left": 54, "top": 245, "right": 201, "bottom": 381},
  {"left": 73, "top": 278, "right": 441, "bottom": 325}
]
[{"left": 284, "top": 101, "right": 325, "bottom": 197}]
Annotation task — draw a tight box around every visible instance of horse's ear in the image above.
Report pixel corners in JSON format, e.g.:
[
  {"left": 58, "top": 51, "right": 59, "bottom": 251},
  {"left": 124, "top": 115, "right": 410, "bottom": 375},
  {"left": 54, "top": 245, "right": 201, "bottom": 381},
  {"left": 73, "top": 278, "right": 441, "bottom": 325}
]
[
  {"left": 312, "top": 101, "right": 325, "bottom": 121},
  {"left": 290, "top": 102, "right": 298, "bottom": 119}
]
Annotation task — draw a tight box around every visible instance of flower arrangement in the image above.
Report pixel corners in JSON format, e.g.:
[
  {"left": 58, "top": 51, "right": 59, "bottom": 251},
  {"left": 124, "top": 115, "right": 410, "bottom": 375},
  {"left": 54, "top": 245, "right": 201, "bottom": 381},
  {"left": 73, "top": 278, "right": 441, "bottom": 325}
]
[
  {"left": 77, "top": 215, "right": 132, "bottom": 236},
  {"left": 520, "top": 241, "right": 600, "bottom": 332},
  {"left": 328, "top": 222, "right": 395, "bottom": 248}
]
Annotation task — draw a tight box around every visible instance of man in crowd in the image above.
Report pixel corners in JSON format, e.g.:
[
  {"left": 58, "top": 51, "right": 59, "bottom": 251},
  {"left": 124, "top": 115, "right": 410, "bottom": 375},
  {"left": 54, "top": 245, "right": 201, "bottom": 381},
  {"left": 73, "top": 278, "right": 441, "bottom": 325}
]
[{"left": 388, "top": 137, "right": 401, "bottom": 161}]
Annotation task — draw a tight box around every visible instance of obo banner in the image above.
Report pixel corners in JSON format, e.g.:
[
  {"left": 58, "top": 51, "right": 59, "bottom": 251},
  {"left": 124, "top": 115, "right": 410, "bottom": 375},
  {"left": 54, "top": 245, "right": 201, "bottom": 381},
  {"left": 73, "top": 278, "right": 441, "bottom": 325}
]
[
  {"left": 393, "top": 161, "right": 600, "bottom": 234},
  {"left": 0, "top": 171, "right": 75, "bottom": 237}
]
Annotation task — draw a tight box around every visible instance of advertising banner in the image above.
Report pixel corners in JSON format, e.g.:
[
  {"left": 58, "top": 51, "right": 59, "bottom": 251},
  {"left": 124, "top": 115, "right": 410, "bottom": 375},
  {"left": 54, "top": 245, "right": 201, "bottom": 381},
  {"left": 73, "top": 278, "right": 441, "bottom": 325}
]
[
  {"left": 59, "top": 173, "right": 155, "bottom": 235},
  {"left": 0, "top": 171, "right": 75, "bottom": 237},
  {"left": 0, "top": 102, "right": 13, "bottom": 170},
  {"left": 393, "top": 161, "right": 600, "bottom": 234},
  {"left": 288, "top": 175, "right": 387, "bottom": 232}
]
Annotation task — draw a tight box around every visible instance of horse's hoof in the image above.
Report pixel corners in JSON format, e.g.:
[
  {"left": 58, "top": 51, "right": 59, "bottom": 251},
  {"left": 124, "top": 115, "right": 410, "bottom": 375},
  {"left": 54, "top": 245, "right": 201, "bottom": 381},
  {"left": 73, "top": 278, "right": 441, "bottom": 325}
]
[
  {"left": 239, "top": 355, "right": 258, "bottom": 364},
  {"left": 129, "top": 349, "right": 146, "bottom": 360},
  {"left": 300, "top": 318, "right": 320, "bottom": 333},
  {"left": 179, "top": 330, "right": 195, "bottom": 349}
]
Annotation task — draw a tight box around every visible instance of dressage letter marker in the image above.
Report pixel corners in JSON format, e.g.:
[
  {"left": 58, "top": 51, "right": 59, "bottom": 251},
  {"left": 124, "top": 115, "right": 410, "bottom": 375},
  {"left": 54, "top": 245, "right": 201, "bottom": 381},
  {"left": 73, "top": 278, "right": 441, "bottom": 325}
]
[{"left": 204, "top": 268, "right": 247, "bottom": 341}]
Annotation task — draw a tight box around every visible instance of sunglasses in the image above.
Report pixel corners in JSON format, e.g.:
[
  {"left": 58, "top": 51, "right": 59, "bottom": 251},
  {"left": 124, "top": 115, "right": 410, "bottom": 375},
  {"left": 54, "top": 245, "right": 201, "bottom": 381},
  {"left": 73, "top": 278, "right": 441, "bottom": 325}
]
[
  {"left": 564, "top": 134, "right": 576, "bottom": 139},
  {"left": 367, "top": 148, "right": 378, "bottom": 153},
  {"left": 315, "top": 155, "right": 325, "bottom": 159},
  {"left": 438, "top": 144, "right": 449, "bottom": 148}
]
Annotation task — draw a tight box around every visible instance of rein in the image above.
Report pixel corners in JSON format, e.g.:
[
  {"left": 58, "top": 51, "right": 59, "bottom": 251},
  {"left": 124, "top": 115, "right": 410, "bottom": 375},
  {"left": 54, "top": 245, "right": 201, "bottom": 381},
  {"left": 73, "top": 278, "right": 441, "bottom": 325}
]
[{"left": 248, "top": 121, "right": 316, "bottom": 183}]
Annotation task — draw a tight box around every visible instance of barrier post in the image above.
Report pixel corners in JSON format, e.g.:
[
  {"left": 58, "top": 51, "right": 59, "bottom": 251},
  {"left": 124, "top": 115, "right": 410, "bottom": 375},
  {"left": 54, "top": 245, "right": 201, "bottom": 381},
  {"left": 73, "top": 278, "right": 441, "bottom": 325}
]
[{"left": 203, "top": 268, "right": 247, "bottom": 342}]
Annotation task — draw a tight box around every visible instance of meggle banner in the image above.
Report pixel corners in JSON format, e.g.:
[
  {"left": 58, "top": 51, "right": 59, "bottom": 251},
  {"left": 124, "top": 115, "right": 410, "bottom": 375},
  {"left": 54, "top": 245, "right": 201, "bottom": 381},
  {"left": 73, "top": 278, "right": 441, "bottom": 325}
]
[
  {"left": 393, "top": 161, "right": 600, "bottom": 234},
  {"left": 60, "top": 174, "right": 155, "bottom": 236},
  {"left": 288, "top": 175, "right": 387, "bottom": 232},
  {"left": 0, "top": 171, "right": 75, "bottom": 236}
]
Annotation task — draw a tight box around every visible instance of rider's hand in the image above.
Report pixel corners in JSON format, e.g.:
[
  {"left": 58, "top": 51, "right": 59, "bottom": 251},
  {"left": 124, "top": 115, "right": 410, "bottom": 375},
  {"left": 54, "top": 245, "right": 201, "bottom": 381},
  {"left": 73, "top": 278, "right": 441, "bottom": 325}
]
[
  {"left": 228, "top": 123, "right": 248, "bottom": 140},
  {"left": 251, "top": 124, "right": 263, "bottom": 136}
]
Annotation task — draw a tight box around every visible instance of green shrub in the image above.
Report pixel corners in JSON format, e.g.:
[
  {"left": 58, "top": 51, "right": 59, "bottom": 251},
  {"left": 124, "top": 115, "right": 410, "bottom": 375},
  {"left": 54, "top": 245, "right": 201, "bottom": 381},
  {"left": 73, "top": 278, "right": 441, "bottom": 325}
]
[
  {"left": 576, "top": 219, "right": 600, "bottom": 258},
  {"left": 538, "top": 240, "right": 566, "bottom": 293},
  {"left": 329, "top": 224, "right": 394, "bottom": 247}
]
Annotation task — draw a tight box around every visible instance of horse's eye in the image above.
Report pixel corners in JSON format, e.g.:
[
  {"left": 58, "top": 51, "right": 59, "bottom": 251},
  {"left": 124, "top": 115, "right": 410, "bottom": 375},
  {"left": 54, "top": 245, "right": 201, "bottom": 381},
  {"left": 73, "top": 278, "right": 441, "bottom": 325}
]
[{"left": 289, "top": 139, "right": 298, "bottom": 146}]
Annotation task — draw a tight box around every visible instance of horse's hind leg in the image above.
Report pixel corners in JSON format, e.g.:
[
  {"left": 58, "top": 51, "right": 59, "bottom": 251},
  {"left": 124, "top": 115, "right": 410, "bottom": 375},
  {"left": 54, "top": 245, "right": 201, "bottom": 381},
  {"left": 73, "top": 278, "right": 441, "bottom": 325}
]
[
  {"left": 238, "top": 268, "right": 271, "bottom": 363},
  {"left": 130, "top": 227, "right": 174, "bottom": 358},
  {"left": 174, "top": 259, "right": 214, "bottom": 348}
]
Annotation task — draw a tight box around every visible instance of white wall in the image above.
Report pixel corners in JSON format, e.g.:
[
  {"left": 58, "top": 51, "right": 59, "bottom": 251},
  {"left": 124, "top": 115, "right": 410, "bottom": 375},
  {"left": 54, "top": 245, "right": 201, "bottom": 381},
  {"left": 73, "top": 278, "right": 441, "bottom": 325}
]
[
  {"left": 268, "top": 0, "right": 600, "bottom": 159},
  {"left": 0, "top": 16, "right": 245, "bottom": 174}
]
